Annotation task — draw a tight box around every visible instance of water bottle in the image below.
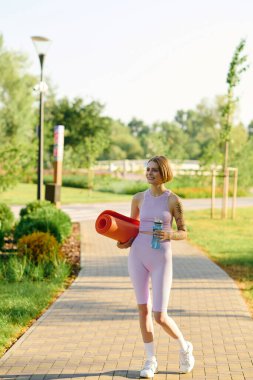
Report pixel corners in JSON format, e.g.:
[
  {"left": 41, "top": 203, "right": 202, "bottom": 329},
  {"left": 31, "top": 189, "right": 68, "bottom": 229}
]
[{"left": 151, "top": 218, "right": 163, "bottom": 249}]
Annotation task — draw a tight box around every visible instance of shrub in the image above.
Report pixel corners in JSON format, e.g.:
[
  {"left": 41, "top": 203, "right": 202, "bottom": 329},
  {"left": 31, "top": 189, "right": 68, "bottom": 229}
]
[
  {"left": 20, "top": 200, "right": 55, "bottom": 218},
  {"left": 0, "top": 255, "right": 27, "bottom": 282},
  {"left": 44, "top": 175, "right": 89, "bottom": 189},
  {"left": 95, "top": 177, "right": 149, "bottom": 194},
  {"left": 0, "top": 253, "right": 71, "bottom": 282},
  {"left": 26, "top": 261, "right": 46, "bottom": 281},
  {"left": 0, "top": 230, "right": 4, "bottom": 250},
  {"left": 15, "top": 207, "right": 72, "bottom": 243},
  {"left": 17, "top": 232, "right": 63, "bottom": 264},
  {"left": 0, "top": 203, "right": 15, "bottom": 233},
  {"left": 108, "top": 180, "right": 148, "bottom": 195},
  {"left": 0, "top": 203, "right": 15, "bottom": 250},
  {"left": 62, "top": 175, "right": 88, "bottom": 189},
  {"left": 173, "top": 186, "right": 247, "bottom": 199}
]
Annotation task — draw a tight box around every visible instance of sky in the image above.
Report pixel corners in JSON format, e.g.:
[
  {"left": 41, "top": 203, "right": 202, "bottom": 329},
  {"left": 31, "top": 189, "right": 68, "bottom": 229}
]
[{"left": 1, "top": 0, "right": 253, "bottom": 126}]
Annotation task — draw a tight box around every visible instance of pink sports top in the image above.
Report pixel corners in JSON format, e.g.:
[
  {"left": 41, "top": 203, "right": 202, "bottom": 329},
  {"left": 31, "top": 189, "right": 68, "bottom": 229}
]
[{"left": 139, "top": 189, "right": 173, "bottom": 233}]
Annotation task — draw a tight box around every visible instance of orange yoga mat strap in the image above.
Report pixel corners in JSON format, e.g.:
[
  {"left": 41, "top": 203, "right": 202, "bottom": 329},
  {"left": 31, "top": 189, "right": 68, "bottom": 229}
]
[{"left": 95, "top": 209, "right": 140, "bottom": 243}]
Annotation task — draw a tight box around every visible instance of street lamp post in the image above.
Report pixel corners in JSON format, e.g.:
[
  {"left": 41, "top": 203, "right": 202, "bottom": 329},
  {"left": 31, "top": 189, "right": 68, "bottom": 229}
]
[{"left": 31, "top": 36, "right": 51, "bottom": 200}]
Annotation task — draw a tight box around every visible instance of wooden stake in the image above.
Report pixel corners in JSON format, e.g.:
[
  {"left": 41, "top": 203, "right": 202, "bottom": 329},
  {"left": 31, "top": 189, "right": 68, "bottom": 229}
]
[
  {"left": 232, "top": 168, "right": 238, "bottom": 219},
  {"left": 211, "top": 169, "right": 216, "bottom": 219},
  {"left": 53, "top": 161, "right": 62, "bottom": 185},
  {"left": 53, "top": 161, "right": 62, "bottom": 208},
  {"left": 222, "top": 168, "right": 229, "bottom": 219}
]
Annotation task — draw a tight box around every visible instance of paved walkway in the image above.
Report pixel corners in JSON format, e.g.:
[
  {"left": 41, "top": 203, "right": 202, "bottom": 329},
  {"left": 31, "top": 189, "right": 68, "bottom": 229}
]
[
  {"left": 10, "top": 197, "right": 253, "bottom": 222},
  {"left": 0, "top": 221, "right": 252, "bottom": 380}
]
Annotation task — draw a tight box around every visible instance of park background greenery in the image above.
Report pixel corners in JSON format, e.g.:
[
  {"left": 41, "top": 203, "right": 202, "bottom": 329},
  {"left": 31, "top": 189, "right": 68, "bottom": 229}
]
[{"left": 0, "top": 34, "right": 253, "bottom": 196}]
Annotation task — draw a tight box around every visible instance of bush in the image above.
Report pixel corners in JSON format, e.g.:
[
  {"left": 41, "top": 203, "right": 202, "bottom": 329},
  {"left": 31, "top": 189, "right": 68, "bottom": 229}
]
[
  {"left": 0, "top": 203, "right": 15, "bottom": 250},
  {"left": 19, "top": 200, "right": 55, "bottom": 218},
  {"left": 94, "top": 176, "right": 148, "bottom": 194},
  {"left": 0, "top": 203, "right": 15, "bottom": 233},
  {"left": 17, "top": 232, "right": 63, "bottom": 264},
  {"left": 15, "top": 207, "right": 72, "bottom": 243},
  {"left": 62, "top": 175, "right": 88, "bottom": 188},
  {"left": 43, "top": 175, "right": 89, "bottom": 189},
  {"left": 0, "top": 255, "right": 27, "bottom": 282},
  {"left": 0, "top": 253, "right": 71, "bottom": 282},
  {"left": 0, "top": 230, "right": 4, "bottom": 250},
  {"left": 104, "top": 180, "right": 148, "bottom": 195},
  {"left": 173, "top": 186, "right": 248, "bottom": 199}
]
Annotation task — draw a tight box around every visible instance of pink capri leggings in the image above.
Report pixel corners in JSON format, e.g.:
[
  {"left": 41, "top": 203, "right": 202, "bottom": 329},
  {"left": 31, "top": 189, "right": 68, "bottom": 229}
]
[{"left": 128, "top": 233, "right": 172, "bottom": 312}]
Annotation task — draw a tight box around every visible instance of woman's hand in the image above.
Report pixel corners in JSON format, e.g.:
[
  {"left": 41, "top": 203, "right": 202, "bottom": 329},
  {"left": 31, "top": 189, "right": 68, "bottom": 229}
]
[
  {"left": 153, "top": 230, "right": 172, "bottom": 241},
  {"left": 154, "top": 230, "right": 186, "bottom": 241},
  {"left": 116, "top": 237, "right": 135, "bottom": 249}
]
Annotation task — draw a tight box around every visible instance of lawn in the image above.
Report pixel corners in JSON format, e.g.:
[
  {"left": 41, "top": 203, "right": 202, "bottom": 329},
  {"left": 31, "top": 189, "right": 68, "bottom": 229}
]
[
  {"left": 0, "top": 183, "right": 131, "bottom": 205},
  {"left": 185, "top": 207, "right": 253, "bottom": 315},
  {"left": 0, "top": 278, "right": 73, "bottom": 357}
]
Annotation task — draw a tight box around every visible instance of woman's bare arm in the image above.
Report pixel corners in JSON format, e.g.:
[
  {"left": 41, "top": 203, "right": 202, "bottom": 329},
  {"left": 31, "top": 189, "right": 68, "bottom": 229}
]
[
  {"left": 117, "top": 192, "right": 142, "bottom": 249},
  {"left": 170, "top": 195, "right": 187, "bottom": 240},
  {"left": 130, "top": 193, "right": 141, "bottom": 220},
  {"left": 156, "top": 193, "right": 187, "bottom": 241}
]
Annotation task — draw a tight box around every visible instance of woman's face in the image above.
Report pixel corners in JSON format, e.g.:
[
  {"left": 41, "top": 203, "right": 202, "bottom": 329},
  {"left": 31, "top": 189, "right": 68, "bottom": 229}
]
[{"left": 146, "top": 161, "right": 163, "bottom": 185}]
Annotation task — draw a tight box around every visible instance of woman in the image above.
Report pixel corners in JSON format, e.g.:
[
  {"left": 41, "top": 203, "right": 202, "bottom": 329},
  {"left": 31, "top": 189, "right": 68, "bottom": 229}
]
[{"left": 117, "top": 156, "right": 194, "bottom": 378}]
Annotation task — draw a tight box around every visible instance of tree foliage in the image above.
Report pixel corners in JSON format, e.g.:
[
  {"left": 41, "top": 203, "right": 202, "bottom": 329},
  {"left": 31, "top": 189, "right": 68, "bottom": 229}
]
[
  {"left": 0, "top": 142, "right": 36, "bottom": 192},
  {"left": 45, "top": 97, "right": 110, "bottom": 168},
  {"left": 0, "top": 35, "right": 36, "bottom": 143},
  {"left": 101, "top": 120, "right": 143, "bottom": 160},
  {"left": 220, "top": 39, "right": 248, "bottom": 145},
  {"left": 0, "top": 35, "right": 37, "bottom": 192},
  {"left": 247, "top": 120, "right": 253, "bottom": 137}
]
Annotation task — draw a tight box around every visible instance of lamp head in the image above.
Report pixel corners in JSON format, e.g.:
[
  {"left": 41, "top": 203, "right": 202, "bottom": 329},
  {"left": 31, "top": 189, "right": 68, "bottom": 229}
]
[{"left": 31, "top": 36, "right": 51, "bottom": 56}]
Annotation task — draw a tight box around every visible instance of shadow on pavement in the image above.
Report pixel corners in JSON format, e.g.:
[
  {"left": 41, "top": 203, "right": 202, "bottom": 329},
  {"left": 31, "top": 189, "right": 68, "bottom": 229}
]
[
  {"left": 80, "top": 254, "right": 229, "bottom": 280},
  {"left": 0, "top": 369, "right": 181, "bottom": 379}
]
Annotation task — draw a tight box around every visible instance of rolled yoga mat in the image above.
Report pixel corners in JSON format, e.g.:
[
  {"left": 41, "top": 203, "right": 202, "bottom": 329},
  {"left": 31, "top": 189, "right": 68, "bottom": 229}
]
[{"left": 95, "top": 210, "right": 140, "bottom": 243}]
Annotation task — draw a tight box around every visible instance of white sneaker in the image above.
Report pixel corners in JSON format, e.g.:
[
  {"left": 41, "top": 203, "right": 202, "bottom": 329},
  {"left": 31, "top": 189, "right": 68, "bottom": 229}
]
[
  {"left": 179, "top": 341, "right": 195, "bottom": 373},
  {"left": 140, "top": 358, "right": 158, "bottom": 378}
]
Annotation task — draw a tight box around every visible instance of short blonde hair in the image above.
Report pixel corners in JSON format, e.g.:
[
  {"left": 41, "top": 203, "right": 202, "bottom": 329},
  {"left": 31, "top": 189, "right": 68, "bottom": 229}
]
[{"left": 147, "top": 156, "right": 173, "bottom": 183}]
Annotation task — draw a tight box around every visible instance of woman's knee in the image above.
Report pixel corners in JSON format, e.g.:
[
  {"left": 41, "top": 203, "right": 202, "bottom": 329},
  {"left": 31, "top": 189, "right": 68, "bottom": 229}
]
[
  {"left": 154, "top": 311, "right": 167, "bottom": 325},
  {"left": 138, "top": 304, "right": 151, "bottom": 318}
]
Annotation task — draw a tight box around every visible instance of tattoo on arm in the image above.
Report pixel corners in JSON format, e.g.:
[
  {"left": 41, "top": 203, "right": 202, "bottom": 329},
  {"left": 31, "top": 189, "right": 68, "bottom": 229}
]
[
  {"left": 174, "top": 199, "right": 186, "bottom": 230},
  {"left": 173, "top": 198, "right": 187, "bottom": 237}
]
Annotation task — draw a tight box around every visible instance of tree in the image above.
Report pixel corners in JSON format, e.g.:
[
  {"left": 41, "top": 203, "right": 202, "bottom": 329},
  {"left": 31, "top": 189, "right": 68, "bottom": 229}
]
[
  {"left": 0, "top": 143, "right": 36, "bottom": 192},
  {"left": 152, "top": 121, "right": 188, "bottom": 160},
  {"left": 221, "top": 39, "right": 249, "bottom": 171},
  {"left": 174, "top": 97, "right": 224, "bottom": 162},
  {"left": 128, "top": 118, "right": 150, "bottom": 138},
  {"left": 139, "top": 131, "right": 166, "bottom": 158},
  {"left": 0, "top": 34, "right": 37, "bottom": 192},
  {"left": 247, "top": 120, "right": 253, "bottom": 138},
  {"left": 231, "top": 137, "right": 253, "bottom": 188},
  {"left": 220, "top": 39, "right": 249, "bottom": 218},
  {"left": 0, "top": 34, "right": 36, "bottom": 143},
  {"left": 128, "top": 118, "right": 162, "bottom": 158},
  {"left": 45, "top": 97, "right": 110, "bottom": 169},
  {"left": 100, "top": 119, "right": 143, "bottom": 160}
]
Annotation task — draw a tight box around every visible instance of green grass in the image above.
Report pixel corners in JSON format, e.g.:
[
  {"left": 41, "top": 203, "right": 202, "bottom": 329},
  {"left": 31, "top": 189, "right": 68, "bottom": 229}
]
[
  {"left": 1, "top": 180, "right": 250, "bottom": 205},
  {"left": 0, "top": 183, "right": 131, "bottom": 205},
  {"left": 185, "top": 207, "right": 253, "bottom": 314},
  {"left": 0, "top": 277, "right": 72, "bottom": 356}
]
